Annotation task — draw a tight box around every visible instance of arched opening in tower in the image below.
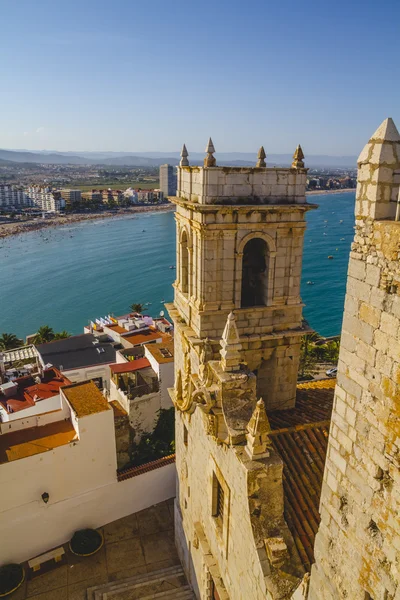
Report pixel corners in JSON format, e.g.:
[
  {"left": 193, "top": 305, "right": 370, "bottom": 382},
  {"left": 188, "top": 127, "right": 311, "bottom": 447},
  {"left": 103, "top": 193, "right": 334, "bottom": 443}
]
[
  {"left": 181, "top": 230, "right": 189, "bottom": 294},
  {"left": 241, "top": 238, "right": 269, "bottom": 307}
]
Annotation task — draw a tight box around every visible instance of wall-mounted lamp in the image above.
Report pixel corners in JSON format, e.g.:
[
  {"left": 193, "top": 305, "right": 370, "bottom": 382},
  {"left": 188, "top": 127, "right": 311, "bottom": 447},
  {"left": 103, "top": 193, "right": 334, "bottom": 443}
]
[{"left": 41, "top": 492, "right": 49, "bottom": 504}]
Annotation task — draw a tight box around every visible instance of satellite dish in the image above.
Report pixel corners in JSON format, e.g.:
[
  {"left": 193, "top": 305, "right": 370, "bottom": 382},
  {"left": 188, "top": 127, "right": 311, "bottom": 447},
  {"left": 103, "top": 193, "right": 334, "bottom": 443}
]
[{"left": 160, "top": 310, "right": 165, "bottom": 317}]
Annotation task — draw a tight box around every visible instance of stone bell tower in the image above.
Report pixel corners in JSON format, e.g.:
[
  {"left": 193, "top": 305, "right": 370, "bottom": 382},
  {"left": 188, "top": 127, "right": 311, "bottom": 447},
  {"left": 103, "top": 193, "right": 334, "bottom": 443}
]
[{"left": 167, "top": 139, "right": 314, "bottom": 411}]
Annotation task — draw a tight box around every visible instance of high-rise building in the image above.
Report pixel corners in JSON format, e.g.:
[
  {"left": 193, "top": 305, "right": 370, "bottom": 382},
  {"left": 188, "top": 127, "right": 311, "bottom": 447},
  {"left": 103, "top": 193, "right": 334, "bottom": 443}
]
[
  {"left": 25, "top": 186, "right": 65, "bottom": 212},
  {"left": 60, "top": 189, "right": 82, "bottom": 206},
  {"left": 159, "top": 164, "right": 177, "bottom": 197},
  {"left": 0, "top": 185, "right": 31, "bottom": 209}
]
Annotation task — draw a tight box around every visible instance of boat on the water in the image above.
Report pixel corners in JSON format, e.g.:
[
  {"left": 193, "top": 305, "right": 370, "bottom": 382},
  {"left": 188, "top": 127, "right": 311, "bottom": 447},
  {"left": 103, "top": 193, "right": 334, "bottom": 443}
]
[
  {"left": 328, "top": 255, "right": 334, "bottom": 259},
  {"left": 306, "top": 281, "right": 315, "bottom": 285}
]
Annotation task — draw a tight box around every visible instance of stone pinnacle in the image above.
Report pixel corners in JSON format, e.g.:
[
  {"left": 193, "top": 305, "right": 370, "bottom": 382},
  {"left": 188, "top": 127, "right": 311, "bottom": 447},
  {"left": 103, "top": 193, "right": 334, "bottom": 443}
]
[
  {"left": 292, "top": 144, "right": 305, "bottom": 168},
  {"left": 220, "top": 312, "right": 242, "bottom": 372},
  {"left": 256, "top": 146, "right": 267, "bottom": 167},
  {"left": 204, "top": 137, "right": 216, "bottom": 167},
  {"left": 180, "top": 143, "right": 189, "bottom": 167}
]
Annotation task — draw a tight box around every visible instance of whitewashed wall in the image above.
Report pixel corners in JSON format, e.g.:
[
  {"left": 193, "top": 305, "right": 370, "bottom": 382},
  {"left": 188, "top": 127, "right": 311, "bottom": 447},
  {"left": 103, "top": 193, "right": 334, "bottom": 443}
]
[{"left": 0, "top": 403, "right": 175, "bottom": 563}]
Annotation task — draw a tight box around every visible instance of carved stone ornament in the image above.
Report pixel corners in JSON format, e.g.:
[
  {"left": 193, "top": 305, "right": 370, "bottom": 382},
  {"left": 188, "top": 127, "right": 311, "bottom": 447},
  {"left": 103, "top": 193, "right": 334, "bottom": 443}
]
[{"left": 174, "top": 354, "right": 194, "bottom": 412}]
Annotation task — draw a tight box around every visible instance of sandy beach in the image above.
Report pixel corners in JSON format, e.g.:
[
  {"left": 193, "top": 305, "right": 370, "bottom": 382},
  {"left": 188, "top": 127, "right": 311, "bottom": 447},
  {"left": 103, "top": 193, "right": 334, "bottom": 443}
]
[
  {"left": 306, "top": 188, "right": 355, "bottom": 196},
  {"left": 0, "top": 188, "right": 355, "bottom": 240},
  {"left": 0, "top": 204, "right": 175, "bottom": 239}
]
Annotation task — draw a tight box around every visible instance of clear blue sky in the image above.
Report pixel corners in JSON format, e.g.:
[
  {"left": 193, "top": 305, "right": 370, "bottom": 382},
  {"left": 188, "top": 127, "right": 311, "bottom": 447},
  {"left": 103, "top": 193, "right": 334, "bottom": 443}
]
[{"left": 1, "top": 0, "right": 400, "bottom": 155}]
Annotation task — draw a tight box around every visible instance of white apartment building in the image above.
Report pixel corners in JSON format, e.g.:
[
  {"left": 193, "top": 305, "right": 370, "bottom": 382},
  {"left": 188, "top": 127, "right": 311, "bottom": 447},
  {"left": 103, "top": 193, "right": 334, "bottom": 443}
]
[
  {"left": 0, "top": 185, "right": 32, "bottom": 209},
  {"left": 25, "top": 186, "right": 65, "bottom": 212}
]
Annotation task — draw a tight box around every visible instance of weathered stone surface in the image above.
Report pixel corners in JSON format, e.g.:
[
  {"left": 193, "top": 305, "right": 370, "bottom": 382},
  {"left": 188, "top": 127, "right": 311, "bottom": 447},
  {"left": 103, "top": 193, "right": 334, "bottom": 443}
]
[{"left": 309, "top": 119, "right": 400, "bottom": 600}]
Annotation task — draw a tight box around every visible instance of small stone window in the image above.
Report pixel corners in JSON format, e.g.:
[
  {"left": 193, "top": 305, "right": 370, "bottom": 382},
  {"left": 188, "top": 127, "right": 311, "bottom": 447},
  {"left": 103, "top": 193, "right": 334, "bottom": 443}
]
[
  {"left": 211, "top": 466, "right": 230, "bottom": 556},
  {"left": 183, "top": 424, "right": 188, "bottom": 446},
  {"left": 212, "top": 472, "right": 225, "bottom": 529},
  {"left": 241, "top": 238, "right": 269, "bottom": 307}
]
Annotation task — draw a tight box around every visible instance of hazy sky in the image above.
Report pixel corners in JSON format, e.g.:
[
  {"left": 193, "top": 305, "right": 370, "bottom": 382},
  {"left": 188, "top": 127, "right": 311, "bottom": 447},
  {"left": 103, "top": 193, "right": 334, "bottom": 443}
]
[{"left": 1, "top": 0, "right": 400, "bottom": 155}]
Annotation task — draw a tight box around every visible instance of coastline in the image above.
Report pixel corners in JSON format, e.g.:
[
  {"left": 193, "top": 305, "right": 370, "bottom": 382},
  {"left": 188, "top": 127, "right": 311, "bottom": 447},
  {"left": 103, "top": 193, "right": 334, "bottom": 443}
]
[
  {"left": 306, "top": 188, "right": 355, "bottom": 196},
  {"left": 0, "top": 188, "right": 355, "bottom": 240},
  {"left": 0, "top": 204, "right": 175, "bottom": 240}
]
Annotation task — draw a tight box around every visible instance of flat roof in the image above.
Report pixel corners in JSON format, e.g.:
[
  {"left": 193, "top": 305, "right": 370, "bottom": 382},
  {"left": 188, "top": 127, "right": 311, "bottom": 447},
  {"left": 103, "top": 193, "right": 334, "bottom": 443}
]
[
  {"left": 62, "top": 380, "right": 110, "bottom": 417},
  {"left": 36, "top": 333, "right": 117, "bottom": 371},
  {"left": 0, "top": 368, "right": 71, "bottom": 414},
  {"left": 110, "top": 358, "right": 151, "bottom": 374},
  {"left": 123, "top": 330, "right": 161, "bottom": 347},
  {"left": 0, "top": 420, "right": 77, "bottom": 464},
  {"left": 145, "top": 340, "right": 174, "bottom": 364}
]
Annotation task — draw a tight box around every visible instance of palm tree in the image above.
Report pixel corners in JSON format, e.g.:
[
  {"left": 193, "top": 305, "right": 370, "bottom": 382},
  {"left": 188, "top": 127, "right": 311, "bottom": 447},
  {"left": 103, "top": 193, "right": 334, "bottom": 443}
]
[
  {"left": 0, "top": 332, "right": 23, "bottom": 350},
  {"left": 130, "top": 303, "right": 143, "bottom": 314},
  {"left": 33, "top": 325, "right": 55, "bottom": 344},
  {"left": 53, "top": 330, "right": 71, "bottom": 340}
]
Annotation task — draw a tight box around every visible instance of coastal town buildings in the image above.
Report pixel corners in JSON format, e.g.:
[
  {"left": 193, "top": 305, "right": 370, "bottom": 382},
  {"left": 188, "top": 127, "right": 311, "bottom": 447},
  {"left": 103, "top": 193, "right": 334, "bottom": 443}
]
[
  {"left": 0, "top": 367, "right": 175, "bottom": 565},
  {"left": 160, "top": 163, "right": 177, "bottom": 197},
  {"left": 25, "top": 186, "right": 65, "bottom": 212},
  {"left": 0, "top": 184, "right": 31, "bottom": 209},
  {"left": 60, "top": 188, "right": 82, "bottom": 206},
  {"left": 35, "top": 333, "right": 118, "bottom": 392}
]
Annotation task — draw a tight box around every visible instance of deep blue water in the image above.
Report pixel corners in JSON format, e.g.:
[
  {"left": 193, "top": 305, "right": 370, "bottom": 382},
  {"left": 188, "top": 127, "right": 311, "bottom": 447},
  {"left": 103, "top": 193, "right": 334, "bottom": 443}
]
[{"left": 0, "top": 192, "right": 355, "bottom": 339}]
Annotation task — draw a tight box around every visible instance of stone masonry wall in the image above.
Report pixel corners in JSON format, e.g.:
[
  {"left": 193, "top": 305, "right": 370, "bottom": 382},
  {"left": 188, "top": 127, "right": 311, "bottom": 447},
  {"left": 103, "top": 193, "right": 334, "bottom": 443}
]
[{"left": 309, "top": 217, "right": 400, "bottom": 600}]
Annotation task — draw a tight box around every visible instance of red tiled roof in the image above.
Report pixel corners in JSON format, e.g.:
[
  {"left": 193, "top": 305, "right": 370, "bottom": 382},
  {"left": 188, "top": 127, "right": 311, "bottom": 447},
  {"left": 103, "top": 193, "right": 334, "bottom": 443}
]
[
  {"left": 110, "top": 358, "right": 150, "bottom": 374},
  {"left": 117, "top": 454, "right": 176, "bottom": 481},
  {"left": 268, "top": 380, "right": 335, "bottom": 573},
  {"left": 0, "top": 368, "right": 71, "bottom": 414}
]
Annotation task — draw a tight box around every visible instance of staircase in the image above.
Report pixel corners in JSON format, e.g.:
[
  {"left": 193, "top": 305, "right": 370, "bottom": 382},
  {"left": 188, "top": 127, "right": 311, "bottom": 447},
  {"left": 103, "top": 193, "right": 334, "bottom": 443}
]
[{"left": 86, "top": 564, "right": 195, "bottom": 599}]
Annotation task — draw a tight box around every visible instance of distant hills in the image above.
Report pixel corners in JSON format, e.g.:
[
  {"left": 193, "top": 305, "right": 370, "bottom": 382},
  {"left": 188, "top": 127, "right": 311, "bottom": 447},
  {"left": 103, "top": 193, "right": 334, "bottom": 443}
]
[{"left": 0, "top": 148, "right": 357, "bottom": 168}]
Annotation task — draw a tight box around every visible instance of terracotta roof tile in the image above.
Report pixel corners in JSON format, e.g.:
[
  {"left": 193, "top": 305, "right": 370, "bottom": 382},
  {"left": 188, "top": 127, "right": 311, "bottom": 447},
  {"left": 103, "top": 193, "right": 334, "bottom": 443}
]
[
  {"left": 110, "top": 358, "right": 150, "bottom": 374},
  {"left": 62, "top": 381, "right": 110, "bottom": 417},
  {"left": 0, "top": 420, "right": 77, "bottom": 464},
  {"left": 267, "top": 379, "right": 335, "bottom": 573}
]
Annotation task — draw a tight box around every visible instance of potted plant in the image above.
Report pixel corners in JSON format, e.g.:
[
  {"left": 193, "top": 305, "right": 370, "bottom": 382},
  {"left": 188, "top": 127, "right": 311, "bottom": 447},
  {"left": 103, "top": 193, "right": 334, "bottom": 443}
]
[
  {"left": 0, "top": 564, "right": 25, "bottom": 597},
  {"left": 69, "top": 529, "right": 104, "bottom": 557}
]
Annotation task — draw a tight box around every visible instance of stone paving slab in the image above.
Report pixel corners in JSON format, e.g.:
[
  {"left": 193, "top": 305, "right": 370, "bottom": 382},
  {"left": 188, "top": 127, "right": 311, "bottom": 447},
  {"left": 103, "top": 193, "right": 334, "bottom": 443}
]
[{"left": 7, "top": 499, "right": 180, "bottom": 600}]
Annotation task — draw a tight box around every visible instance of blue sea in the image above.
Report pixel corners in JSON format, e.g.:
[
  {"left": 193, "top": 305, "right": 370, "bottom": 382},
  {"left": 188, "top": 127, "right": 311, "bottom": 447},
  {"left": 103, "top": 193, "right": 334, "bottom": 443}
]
[{"left": 0, "top": 192, "right": 355, "bottom": 339}]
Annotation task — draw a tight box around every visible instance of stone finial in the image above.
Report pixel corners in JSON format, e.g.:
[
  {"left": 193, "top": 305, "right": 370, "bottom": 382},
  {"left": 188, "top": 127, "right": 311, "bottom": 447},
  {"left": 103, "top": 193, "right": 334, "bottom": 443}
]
[
  {"left": 245, "top": 398, "right": 272, "bottom": 460},
  {"left": 256, "top": 146, "right": 266, "bottom": 167},
  {"left": 220, "top": 312, "right": 242, "bottom": 372},
  {"left": 357, "top": 118, "right": 400, "bottom": 165},
  {"left": 292, "top": 144, "right": 305, "bottom": 168},
  {"left": 180, "top": 144, "right": 189, "bottom": 167},
  {"left": 204, "top": 137, "right": 216, "bottom": 167}
]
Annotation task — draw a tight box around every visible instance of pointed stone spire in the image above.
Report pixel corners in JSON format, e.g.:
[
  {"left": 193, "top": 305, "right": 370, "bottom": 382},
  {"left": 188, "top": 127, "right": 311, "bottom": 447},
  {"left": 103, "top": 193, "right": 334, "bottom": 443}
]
[
  {"left": 292, "top": 144, "right": 305, "bottom": 168},
  {"left": 245, "top": 398, "right": 272, "bottom": 460},
  {"left": 204, "top": 137, "right": 216, "bottom": 167},
  {"left": 358, "top": 118, "right": 400, "bottom": 164},
  {"left": 256, "top": 146, "right": 266, "bottom": 167},
  {"left": 180, "top": 144, "right": 189, "bottom": 167},
  {"left": 220, "top": 312, "right": 242, "bottom": 372},
  {"left": 356, "top": 118, "right": 400, "bottom": 220}
]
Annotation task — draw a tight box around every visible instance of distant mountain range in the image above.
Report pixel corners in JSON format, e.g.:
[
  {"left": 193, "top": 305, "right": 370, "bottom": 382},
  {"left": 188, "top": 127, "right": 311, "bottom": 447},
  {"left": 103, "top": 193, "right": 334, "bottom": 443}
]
[{"left": 0, "top": 148, "right": 357, "bottom": 168}]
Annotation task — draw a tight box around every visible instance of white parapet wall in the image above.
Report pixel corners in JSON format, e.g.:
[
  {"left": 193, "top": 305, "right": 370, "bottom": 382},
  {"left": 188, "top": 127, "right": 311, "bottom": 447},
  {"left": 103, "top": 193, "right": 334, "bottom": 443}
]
[{"left": 0, "top": 459, "right": 176, "bottom": 564}]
